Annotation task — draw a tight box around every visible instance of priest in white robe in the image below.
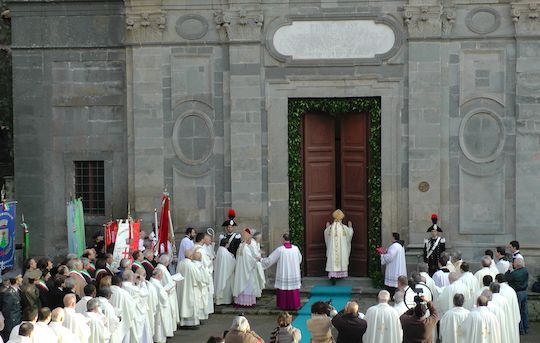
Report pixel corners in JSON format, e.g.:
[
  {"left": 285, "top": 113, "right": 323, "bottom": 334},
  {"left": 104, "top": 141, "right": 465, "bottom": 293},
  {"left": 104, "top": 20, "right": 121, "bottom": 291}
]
[
  {"left": 214, "top": 233, "right": 238, "bottom": 305},
  {"left": 135, "top": 268, "right": 157, "bottom": 338},
  {"left": 470, "top": 275, "right": 493, "bottom": 310},
  {"left": 75, "top": 284, "right": 97, "bottom": 314},
  {"left": 261, "top": 233, "right": 302, "bottom": 311},
  {"left": 34, "top": 308, "right": 58, "bottom": 343},
  {"left": 85, "top": 298, "right": 111, "bottom": 343},
  {"left": 458, "top": 262, "right": 480, "bottom": 309},
  {"left": 495, "top": 275, "right": 520, "bottom": 342},
  {"left": 109, "top": 277, "right": 136, "bottom": 343},
  {"left": 122, "top": 270, "right": 153, "bottom": 343},
  {"left": 150, "top": 269, "right": 173, "bottom": 343},
  {"left": 156, "top": 254, "right": 181, "bottom": 325},
  {"left": 392, "top": 290, "right": 408, "bottom": 316},
  {"left": 489, "top": 282, "right": 518, "bottom": 343},
  {"left": 474, "top": 256, "right": 497, "bottom": 289},
  {"left": 485, "top": 250, "right": 500, "bottom": 276},
  {"left": 177, "top": 228, "right": 196, "bottom": 263},
  {"left": 233, "top": 228, "right": 264, "bottom": 307},
  {"left": 461, "top": 296, "right": 501, "bottom": 343},
  {"left": 481, "top": 290, "right": 505, "bottom": 343},
  {"left": 437, "top": 272, "right": 470, "bottom": 316},
  {"left": 250, "top": 231, "right": 266, "bottom": 296},
  {"left": 96, "top": 287, "right": 120, "bottom": 341},
  {"left": 363, "top": 290, "right": 403, "bottom": 343},
  {"left": 440, "top": 293, "right": 469, "bottom": 343},
  {"left": 324, "top": 209, "right": 353, "bottom": 282},
  {"left": 176, "top": 250, "right": 208, "bottom": 327},
  {"left": 49, "top": 308, "right": 81, "bottom": 343},
  {"left": 418, "top": 262, "right": 439, "bottom": 303},
  {"left": 193, "top": 232, "right": 215, "bottom": 317},
  {"left": 63, "top": 294, "right": 91, "bottom": 343},
  {"left": 380, "top": 232, "right": 407, "bottom": 291}
]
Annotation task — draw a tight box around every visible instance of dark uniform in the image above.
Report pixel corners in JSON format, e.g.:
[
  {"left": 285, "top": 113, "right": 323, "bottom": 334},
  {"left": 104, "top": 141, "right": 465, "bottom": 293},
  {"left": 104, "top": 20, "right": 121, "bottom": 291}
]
[
  {"left": 219, "top": 232, "right": 242, "bottom": 257},
  {"left": 20, "top": 282, "right": 41, "bottom": 313},
  {"left": 0, "top": 285, "right": 22, "bottom": 341},
  {"left": 220, "top": 209, "right": 242, "bottom": 257},
  {"left": 423, "top": 214, "right": 446, "bottom": 276}
]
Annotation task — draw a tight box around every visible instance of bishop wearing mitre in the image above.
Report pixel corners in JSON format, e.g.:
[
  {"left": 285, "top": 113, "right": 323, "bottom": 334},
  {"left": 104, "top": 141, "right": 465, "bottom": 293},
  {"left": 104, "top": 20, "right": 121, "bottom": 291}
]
[{"left": 325, "top": 209, "right": 354, "bottom": 284}]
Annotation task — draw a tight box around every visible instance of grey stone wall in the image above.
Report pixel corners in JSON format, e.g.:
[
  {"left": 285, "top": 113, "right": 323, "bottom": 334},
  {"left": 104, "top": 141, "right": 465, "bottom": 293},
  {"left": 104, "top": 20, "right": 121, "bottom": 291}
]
[
  {"left": 11, "top": 0, "right": 126, "bottom": 256},
  {"left": 9, "top": 0, "right": 540, "bottom": 279}
]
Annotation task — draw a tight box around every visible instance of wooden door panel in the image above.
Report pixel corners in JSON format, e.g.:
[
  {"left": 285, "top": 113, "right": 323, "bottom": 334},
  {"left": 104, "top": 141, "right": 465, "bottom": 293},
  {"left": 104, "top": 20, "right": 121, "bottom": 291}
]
[
  {"left": 304, "top": 113, "right": 336, "bottom": 276},
  {"left": 340, "top": 113, "right": 369, "bottom": 276}
]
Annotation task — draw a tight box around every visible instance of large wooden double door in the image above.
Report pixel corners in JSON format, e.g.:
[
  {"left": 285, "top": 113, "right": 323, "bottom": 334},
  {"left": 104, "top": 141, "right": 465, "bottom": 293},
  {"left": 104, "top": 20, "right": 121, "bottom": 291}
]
[{"left": 303, "top": 111, "right": 369, "bottom": 276}]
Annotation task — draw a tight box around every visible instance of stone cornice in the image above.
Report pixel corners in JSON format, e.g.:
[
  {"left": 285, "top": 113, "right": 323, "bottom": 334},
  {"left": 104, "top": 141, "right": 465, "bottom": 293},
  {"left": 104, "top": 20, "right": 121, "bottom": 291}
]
[
  {"left": 125, "top": 11, "right": 166, "bottom": 42},
  {"left": 403, "top": 4, "right": 443, "bottom": 38},
  {"left": 511, "top": 1, "right": 540, "bottom": 36}
]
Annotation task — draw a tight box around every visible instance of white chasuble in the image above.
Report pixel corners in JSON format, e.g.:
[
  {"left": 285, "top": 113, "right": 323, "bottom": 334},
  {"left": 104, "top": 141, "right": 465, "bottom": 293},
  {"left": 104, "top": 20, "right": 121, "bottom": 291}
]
[
  {"left": 440, "top": 306, "right": 469, "bottom": 343},
  {"left": 461, "top": 307, "right": 501, "bottom": 343},
  {"left": 213, "top": 246, "right": 236, "bottom": 305},
  {"left": 324, "top": 221, "right": 353, "bottom": 272},
  {"left": 363, "top": 303, "right": 402, "bottom": 343}
]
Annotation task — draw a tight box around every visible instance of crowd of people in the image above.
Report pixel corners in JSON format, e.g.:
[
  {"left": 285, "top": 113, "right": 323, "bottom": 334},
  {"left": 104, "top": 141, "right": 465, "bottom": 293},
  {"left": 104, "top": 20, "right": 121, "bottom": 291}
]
[{"left": 0, "top": 209, "right": 304, "bottom": 343}]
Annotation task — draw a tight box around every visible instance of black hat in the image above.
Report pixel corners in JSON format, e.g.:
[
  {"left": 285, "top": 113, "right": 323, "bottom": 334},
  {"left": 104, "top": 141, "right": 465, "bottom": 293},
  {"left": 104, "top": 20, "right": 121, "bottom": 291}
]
[
  {"left": 427, "top": 213, "right": 443, "bottom": 232},
  {"left": 222, "top": 209, "right": 238, "bottom": 227}
]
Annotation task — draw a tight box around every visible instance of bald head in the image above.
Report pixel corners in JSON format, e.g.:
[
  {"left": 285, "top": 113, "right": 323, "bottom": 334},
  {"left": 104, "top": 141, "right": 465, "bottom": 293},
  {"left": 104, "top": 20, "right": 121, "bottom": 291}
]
[
  {"left": 63, "top": 293, "right": 76, "bottom": 308},
  {"left": 481, "top": 256, "right": 491, "bottom": 267},
  {"left": 344, "top": 301, "right": 359, "bottom": 315},
  {"left": 448, "top": 272, "right": 459, "bottom": 283},
  {"left": 378, "top": 290, "right": 390, "bottom": 303},
  {"left": 477, "top": 295, "right": 489, "bottom": 307},
  {"left": 481, "top": 289, "right": 493, "bottom": 301},
  {"left": 394, "top": 290, "right": 404, "bottom": 304},
  {"left": 51, "top": 308, "right": 64, "bottom": 323}
]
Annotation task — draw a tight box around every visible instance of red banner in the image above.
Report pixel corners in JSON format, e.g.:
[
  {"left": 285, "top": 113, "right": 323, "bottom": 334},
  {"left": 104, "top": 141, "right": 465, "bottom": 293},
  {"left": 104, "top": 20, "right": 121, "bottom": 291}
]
[
  {"left": 158, "top": 194, "right": 169, "bottom": 253},
  {"left": 105, "top": 220, "right": 118, "bottom": 251}
]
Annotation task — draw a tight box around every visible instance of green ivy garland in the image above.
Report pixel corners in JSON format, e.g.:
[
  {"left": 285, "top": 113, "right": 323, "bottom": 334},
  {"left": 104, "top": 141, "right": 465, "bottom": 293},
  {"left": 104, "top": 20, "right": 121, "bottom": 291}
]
[{"left": 288, "top": 98, "right": 382, "bottom": 286}]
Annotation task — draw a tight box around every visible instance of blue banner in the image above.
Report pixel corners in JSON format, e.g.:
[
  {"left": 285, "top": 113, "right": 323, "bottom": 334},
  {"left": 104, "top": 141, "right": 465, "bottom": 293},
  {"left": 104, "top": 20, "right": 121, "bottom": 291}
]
[{"left": 0, "top": 202, "right": 16, "bottom": 270}]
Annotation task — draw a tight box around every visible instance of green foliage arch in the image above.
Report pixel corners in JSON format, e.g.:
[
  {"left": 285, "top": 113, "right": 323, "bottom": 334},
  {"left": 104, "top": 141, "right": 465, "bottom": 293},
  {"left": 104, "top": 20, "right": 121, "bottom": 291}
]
[{"left": 288, "top": 98, "right": 382, "bottom": 285}]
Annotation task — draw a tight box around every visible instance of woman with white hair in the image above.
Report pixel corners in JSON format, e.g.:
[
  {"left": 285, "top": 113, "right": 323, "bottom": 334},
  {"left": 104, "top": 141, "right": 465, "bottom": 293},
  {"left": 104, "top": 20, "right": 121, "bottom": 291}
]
[{"left": 224, "top": 316, "right": 264, "bottom": 343}]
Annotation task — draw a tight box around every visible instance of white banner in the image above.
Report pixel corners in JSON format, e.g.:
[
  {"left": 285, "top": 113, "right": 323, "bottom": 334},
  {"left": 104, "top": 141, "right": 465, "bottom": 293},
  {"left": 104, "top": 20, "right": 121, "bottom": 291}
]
[{"left": 112, "top": 220, "right": 130, "bottom": 270}]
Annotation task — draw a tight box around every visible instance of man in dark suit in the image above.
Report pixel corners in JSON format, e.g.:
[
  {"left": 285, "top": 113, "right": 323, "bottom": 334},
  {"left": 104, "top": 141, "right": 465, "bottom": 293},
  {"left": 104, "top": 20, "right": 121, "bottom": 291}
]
[
  {"left": 331, "top": 301, "right": 367, "bottom": 343},
  {"left": 48, "top": 275, "right": 67, "bottom": 309},
  {"left": 0, "top": 270, "right": 22, "bottom": 342}
]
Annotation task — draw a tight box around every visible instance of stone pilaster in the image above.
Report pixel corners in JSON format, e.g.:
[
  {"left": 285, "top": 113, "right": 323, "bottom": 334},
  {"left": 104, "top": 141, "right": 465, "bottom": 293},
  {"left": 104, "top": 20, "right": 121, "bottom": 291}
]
[
  {"left": 512, "top": 1, "right": 540, "bottom": 246},
  {"left": 218, "top": 8, "right": 265, "bottom": 229},
  {"left": 404, "top": 0, "right": 445, "bottom": 244}
]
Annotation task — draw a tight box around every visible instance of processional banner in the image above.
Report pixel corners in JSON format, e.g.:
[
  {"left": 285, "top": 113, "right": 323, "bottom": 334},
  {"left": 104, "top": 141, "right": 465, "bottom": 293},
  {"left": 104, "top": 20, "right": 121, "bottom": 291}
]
[{"left": 0, "top": 202, "right": 16, "bottom": 270}]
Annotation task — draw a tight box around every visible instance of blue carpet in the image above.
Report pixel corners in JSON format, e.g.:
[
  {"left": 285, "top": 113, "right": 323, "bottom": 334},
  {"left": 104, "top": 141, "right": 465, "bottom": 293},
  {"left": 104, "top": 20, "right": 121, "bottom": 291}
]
[{"left": 292, "top": 285, "right": 352, "bottom": 343}]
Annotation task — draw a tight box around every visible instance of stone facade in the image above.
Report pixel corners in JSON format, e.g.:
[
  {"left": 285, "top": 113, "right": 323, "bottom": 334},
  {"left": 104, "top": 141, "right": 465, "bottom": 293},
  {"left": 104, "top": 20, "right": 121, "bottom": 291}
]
[{"left": 9, "top": 0, "right": 540, "bottom": 277}]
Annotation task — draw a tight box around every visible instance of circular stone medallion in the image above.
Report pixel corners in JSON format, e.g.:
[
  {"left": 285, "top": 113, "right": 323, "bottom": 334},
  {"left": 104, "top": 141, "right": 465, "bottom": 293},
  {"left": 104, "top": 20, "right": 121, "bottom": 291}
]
[
  {"left": 459, "top": 110, "right": 504, "bottom": 163},
  {"left": 466, "top": 8, "right": 500, "bottom": 35},
  {"left": 172, "top": 113, "right": 214, "bottom": 165},
  {"left": 175, "top": 14, "right": 209, "bottom": 40}
]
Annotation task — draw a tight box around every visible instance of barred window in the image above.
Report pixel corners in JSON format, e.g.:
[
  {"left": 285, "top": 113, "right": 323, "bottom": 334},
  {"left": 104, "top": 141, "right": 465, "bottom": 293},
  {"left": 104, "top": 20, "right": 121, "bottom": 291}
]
[{"left": 74, "top": 161, "right": 105, "bottom": 215}]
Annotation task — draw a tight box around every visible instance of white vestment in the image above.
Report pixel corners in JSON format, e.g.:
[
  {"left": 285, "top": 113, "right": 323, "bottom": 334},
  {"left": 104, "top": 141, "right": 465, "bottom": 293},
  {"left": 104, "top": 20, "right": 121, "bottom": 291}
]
[
  {"left": 492, "top": 292, "right": 519, "bottom": 343},
  {"left": 250, "top": 240, "right": 266, "bottom": 295},
  {"left": 143, "top": 280, "right": 157, "bottom": 337},
  {"left": 487, "top": 299, "right": 510, "bottom": 343},
  {"left": 393, "top": 301, "right": 408, "bottom": 316},
  {"left": 109, "top": 285, "right": 136, "bottom": 343},
  {"left": 194, "top": 244, "right": 215, "bottom": 316},
  {"left": 85, "top": 311, "right": 111, "bottom": 343},
  {"left": 49, "top": 322, "right": 81, "bottom": 343},
  {"left": 324, "top": 221, "right": 353, "bottom": 273},
  {"left": 261, "top": 244, "right": 302, "bottom": 290},
  {"left": 420, "top": 271, "right": 439, "bottom": 302},
  {"left": 440, "top": 306, "right": 470, "bottom": 343},
  {"left": 437, "top": 280, "right": 470, "bottom": 316},
  {"left": 176, "top": 258, "right": 207, "bottom": 326},
  {"left": 122, "top": 281, "right": 153, "bottom": 343},
  {"left": 461, "top": 307, "right": 501, "bottom": 343},
  {"left": 471, "top": 286, "right": 489, "bottom": 309},
  {"left": 445, "top": 262, "right": 456, "bottom": 273},
  {"left": 150, "top": 277, "right": 173, "bottom": 342},
  {"left": 474, "top": 267, "right": 496, "bottom": 289},
  {"left": 155, "top": 263, "right": 181, "bottom": 324},
  {"left": 233, "top": 242, "right": 263, "bottom": 299},
  {"left": 488, "top": 259, "right": 499, "bottom": 276},
  {"left": 432, "top": 270, "right": 450, "bottom": 288},
  {"left": 177, "top": 236, "right": 194, "bottom": 262},
  {"left": 75, "top": 296, "right": 93, "bottom": 314},
  {"left": 380, "top": 241, "right": 407, "bottom": 288},
  {"left": 213, "top": 243, "right": 237, "bottom": 305},
  {"left": 499, "top": 283, "right": 521, "bottom": 342},
  {"left": 6, "top": 336, "right": 31, "bottom": 343},
  {"left": 496, "top": 259, "right": 510, "bottom": 275},
  {"left": 363, "top": 303, "right": 402, "bottom": 343},
  {"left": 459, "top": 271, "right": 480, "bottom": 309},
  {"left": 33, "top": 322, "right": 58, "bottom": 343},
  {"left": 64, "top": 307, "right": 91, "bottom": 343},
  {"left": 97, "top": 297, "right": 120, "bottom": 340}
]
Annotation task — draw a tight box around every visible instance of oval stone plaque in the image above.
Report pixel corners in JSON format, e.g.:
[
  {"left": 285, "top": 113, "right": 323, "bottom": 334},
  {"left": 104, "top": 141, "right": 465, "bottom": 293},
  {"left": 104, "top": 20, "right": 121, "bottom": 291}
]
[
  {"left": 272, "top": 20, "right": 396, "bottom": 60},
  {"left": 173, "top": 113, "right": 214, "bottom": 165},
  {"left": 459, "top": 110, "right": 504, "bottom": 163}
]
